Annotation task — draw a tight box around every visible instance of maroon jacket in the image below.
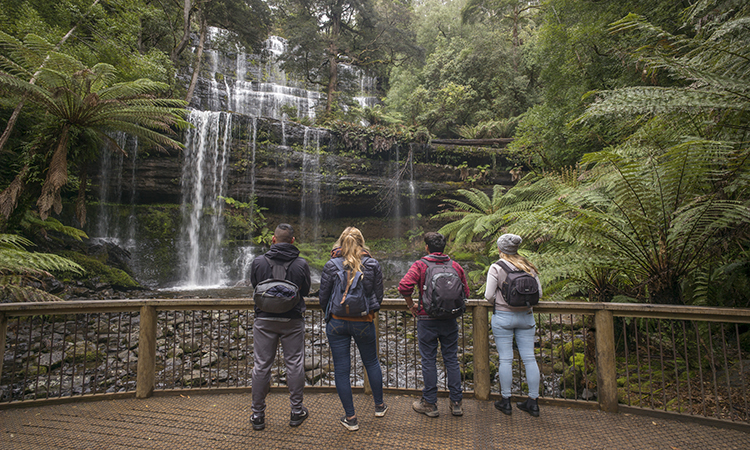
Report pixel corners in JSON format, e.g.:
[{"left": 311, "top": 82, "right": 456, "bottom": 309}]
[{"left": 398, "top": 253, "right": 470, "bottom": 317}]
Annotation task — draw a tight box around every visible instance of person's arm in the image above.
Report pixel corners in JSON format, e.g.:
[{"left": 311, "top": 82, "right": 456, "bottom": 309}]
[
  {"left": 398, "top": 261, "right": 422, "bottom": 316},
  {"left": 484, "top": 263, "right": 499, "bottom": 302},
  {"left": 299, "top": 261, "right": 311, "bottom": 297},
  {"left": 318, "top": 260, "right": 334, "bottom": 309},
  {"left": 454, "top": 261, "right": 471, "bottom": 299},
  {"left": 372, "top": 259, "right": 384, "bottom": 304}
]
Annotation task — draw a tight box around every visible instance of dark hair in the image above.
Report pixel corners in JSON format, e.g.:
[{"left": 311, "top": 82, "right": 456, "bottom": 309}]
[
  {"left": 274, "top": 223, "right": 295, "bottom": 243},
  {"left": 424, "top": 232, "right": 446, "bottom": 253}
]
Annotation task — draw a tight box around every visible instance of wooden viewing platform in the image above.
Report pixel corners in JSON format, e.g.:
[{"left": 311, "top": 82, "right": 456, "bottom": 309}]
[{"left": 1, "top": 391, "right": 749, "bottom": 449}]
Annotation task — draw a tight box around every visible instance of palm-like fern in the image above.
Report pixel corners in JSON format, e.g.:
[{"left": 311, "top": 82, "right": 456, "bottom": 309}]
[
  {"left": 0, "top": 233, "right": 84, "bottom": 302},
  {"left": 0, "top": 32, "right": 189, "bottom": 223},
  {"left": 435, "top": 185, "right": 506, "bottom": 246}
]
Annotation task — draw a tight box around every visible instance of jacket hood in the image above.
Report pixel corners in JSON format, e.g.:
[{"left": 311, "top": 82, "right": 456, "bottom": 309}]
[
  {"left": 265, "top": 242, "right": 300, "bottom": 262},
  {"left": 423, "top": 253, "right": 450, "bottom": 263}
]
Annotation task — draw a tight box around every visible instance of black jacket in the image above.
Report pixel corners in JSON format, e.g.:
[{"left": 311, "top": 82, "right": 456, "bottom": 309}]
[
  {"left": 251, "top": 243, "right": 311, "bottom": 319},
  {"left": 318, "top": 255, "right": 384, "bottom": 317}
]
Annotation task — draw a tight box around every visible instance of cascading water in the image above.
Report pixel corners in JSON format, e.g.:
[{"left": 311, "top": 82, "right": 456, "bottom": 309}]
[
  {"left": 198, "top": 29, "right": 324, "bottom": 120},
  {"left": 235, "top": 117, "right": 257, "bottom": 285},
  {"left": 96, "top": 133, "right": 126, "bottom": 238},
  {"left": 300, "top": 128, "right": 322, "bottom": 242},
  {"left": 408, "top": 144, "right": 418, "bottom": 232},
  {"left": 177, "top": 110, "right": 233, "bottom": 288}
]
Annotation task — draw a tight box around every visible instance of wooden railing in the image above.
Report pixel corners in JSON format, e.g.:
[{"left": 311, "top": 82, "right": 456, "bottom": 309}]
[{"left": 1, "top": 299, "right": 749, "bottom": 428}]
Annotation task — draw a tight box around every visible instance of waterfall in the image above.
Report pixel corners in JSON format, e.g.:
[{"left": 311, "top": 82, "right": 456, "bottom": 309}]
[
  {"left": 197, "top": 29, "right": 323, "bottom": 120},
  {"left": 178, "top": 110, "right": 232, "bottom": 288},
  {"left": 300, "top": 127, "right": 322, "bottom": 242},
  {"left": 408, "top": 144, "right": 418, "bottom": 232},
  {"left": 235, "top": 117, "right": 257, "bottom": 285},
  {"left": 96, "top": 133, "right": 126, "bottom": 238},
  {"left": 393, "top": 145, "right": 402, "bottom": 240}
]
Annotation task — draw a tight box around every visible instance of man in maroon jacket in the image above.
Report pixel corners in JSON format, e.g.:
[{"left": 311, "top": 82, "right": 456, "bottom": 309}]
[{"left": 398, "top": 232, "right": 470, "bottom": 418}]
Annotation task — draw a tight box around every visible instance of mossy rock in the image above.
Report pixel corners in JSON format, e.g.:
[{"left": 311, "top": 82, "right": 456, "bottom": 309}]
[
  {"left": 58, "top": 251, "right": 140, "bottom": 289},
  {"left": 17, "top": 365, "right": 48, "bottom": 377}
]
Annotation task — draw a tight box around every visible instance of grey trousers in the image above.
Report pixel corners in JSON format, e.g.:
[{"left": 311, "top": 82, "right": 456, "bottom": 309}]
[{"left": 251, "top": 318, "right": 305, "bottom": 415}]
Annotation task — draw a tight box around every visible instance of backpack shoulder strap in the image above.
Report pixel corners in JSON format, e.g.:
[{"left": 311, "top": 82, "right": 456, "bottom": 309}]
[
  {"left": 495, "top": 259, "right": 516, "bottom": 274},
  {"left": 331, "top": 257, "right": 345, "bottom": 271},
  {"left": 265, "top": 256, "right": 293, "bottom": 280}
]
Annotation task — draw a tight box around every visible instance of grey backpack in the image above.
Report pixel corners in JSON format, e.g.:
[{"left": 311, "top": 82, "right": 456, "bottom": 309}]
[
  {"left": 253, "top": 257, "right": 300, "bottom": 313},
  {"left": 421, "top": 258, "right": 466, "bottom": 319},
  {"left": 495, "top": 260, "right": 539, "bottom": 307}
]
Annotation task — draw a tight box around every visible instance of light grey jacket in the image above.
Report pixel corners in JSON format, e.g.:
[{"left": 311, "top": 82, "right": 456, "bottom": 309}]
[{"left": 483, "top": 259, "right": 542, "bottom": 312}]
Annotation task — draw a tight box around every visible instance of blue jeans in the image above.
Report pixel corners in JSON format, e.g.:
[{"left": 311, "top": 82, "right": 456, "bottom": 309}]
[
  {"left": 417, "top": 318, "right": 463, "bottom": 404},
  {"left": 326, "top": 318, "right": 384, "bottom": 417},
  {"left": 491, "top": 310, "right": 540, "bottom": 399}
]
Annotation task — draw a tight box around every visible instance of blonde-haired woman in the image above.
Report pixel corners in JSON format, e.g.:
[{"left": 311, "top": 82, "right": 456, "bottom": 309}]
[
  {"left": 484, "top": 234, "right": 543, "bottom": 417},
  {"left": 319, "top": 227, "right": 385, "bottom": 431}
]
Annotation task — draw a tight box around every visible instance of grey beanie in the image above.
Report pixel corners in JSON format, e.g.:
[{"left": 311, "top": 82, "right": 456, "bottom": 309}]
[{"left": 497, "top": 234, "right": 522, "bottom": 255}]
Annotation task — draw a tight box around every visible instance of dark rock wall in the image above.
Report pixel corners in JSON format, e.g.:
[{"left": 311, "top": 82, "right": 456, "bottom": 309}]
[{"left": 90, "top": 115, "right": 514, "bottom": 219}]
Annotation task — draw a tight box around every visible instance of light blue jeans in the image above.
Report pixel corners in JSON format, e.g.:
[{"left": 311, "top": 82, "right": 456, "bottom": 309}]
[{"left": 491, "top": 310, "right": 540, "bottom": 399}]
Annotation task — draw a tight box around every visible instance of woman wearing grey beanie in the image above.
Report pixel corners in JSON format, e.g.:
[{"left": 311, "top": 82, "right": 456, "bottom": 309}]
[{"left": 484, "top": 233, "right": 543, "bottom": 417}]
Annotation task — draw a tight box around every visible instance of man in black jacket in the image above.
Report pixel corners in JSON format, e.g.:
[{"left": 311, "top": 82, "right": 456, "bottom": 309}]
[{"left": 249, "top": 223, "right": 311, "bottom": 431}]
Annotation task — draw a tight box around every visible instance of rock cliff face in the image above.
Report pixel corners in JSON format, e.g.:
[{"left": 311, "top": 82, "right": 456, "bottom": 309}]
[{"left": 91, "top": 115, "right": 513, "bottom": 218}]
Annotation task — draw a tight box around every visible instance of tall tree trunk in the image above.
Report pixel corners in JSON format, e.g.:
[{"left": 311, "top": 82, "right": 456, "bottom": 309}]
[
  {"left": 37, "top": 124, "right": 71, "bottom": 220},
  {"left": 184, "top": 14, "right": 207, "bottom": 105},
  {"left": 0, "top": 165, "right": 29, "bottom": 224},
  {"left": 0, "top": 0, "right": 100, "bottom": 153},
  {"left": 172, "top": 0, "right": 193, "bottom": 62},
  {"left": 76, "top": 162, "right": 88, "bottom": 226}
]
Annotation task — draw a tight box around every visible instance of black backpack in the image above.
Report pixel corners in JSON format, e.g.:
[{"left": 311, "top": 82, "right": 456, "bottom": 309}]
[
  {"left": 495, "top": 260, "right": 539, "bottom": 307},
  {"left": 326, "top": 257, "right": 370, "bottom": 318},
  {"left": 421, "top": 258, "right": 466, "bottom": 319},
  {"left": 253, "top": 256, "right": 300, "bottom": 313}
]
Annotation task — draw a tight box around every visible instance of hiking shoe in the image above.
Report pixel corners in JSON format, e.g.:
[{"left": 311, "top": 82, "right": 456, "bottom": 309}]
[
  {"left": 494, "top": 397, "right": 512, "bottom": 415},
  {"left": 340, "top": 416, "right": 359, "bottom": 431},
  {"left": 516, "top": 398, "right": 540, "bottom": 417},
  {"left": 375, "top": 403, "right": 389, "bottom": 417},
  {"left": 451, "top": 400, "right": 463, "bottom": 416},
  {"left": 289, "top": 406, "right": 309, "bottom": 426},
  {"left": 251, "top": 413, "right": 265, "bottom": 431},
  {"left": 412, "top": 398, "right": 439, "bottom": 417}
]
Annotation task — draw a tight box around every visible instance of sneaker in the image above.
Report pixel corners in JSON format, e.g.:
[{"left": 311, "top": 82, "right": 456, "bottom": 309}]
[
  {"left": 451, "top": 400, "right": 463, "bottom": 416},
  {"left": 516, "top": 398, "right": 540, "bottom": 417},
  {"left": 375, "top": 403, "right": 389, "bottom": 417},
  {"left": 494, "top": 397, "right": 512, "bottom": 415},
  {"left": 412, "top": 398, "right": 439, "bottom": 417},
  {"left": 340, "top": 416, "right": 359, "bottom": 431},
  {"left": 289, "top": 406, "right": 309, "bottom": 426},
  {"left": 251, "top": 413, "right": 265, "bottom": 431}
]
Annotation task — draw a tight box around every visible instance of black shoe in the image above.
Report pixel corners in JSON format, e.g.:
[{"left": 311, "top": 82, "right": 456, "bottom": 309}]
[
  {"left": 340, "top": 415, "right": 359, "bottom": 431},
  {"left": 516, "top": 398, "right": 540, "bottom": 417},
  {"left": 251, "top": 413, "right": 265, "bottom": 431},
  {"left": 290, "top": 406, "right": 309, "bottom": 426},
  {"left": 494, "top": 397, "right": 512, "bottom": 415}
]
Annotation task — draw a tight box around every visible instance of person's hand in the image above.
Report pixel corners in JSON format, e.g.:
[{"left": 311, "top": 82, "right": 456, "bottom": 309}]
[{"left": 408, "top": 303, "right": 419, "bottom": 317}]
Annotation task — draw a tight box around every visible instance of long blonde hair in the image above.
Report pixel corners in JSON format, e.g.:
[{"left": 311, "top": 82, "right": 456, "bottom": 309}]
[
  {"left": 335, "top": 227, "right": 369, "bottom": 288},
  {"left": 499, "top": 252, "right": 538, "bottom": 276}
]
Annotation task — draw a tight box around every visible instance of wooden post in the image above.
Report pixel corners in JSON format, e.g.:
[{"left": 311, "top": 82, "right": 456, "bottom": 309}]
[
  {"left": 0, "top": 313, "right": 7, "bottom": 383},
  {"left": 136, "top": 305, "right": 157, "bottom": 398},
  {"left": 595, "top": 310, "right": 618, "bottom": 412},
  {"left": 473, "top": 305, "right": 490, "bottom": 401}
]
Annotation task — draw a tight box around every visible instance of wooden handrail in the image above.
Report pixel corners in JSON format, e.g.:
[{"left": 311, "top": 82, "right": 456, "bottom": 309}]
[{"left": 2, "top": 299, "right": 749, "bottom": 322}]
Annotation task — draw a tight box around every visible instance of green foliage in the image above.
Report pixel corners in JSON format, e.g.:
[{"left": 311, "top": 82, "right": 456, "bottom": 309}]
[
  {"left": 219, "top": 195, "right": 268, "bottom": 240},
  {"left": 0, "top": 232, "right": 84, "bottom": 302}
]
